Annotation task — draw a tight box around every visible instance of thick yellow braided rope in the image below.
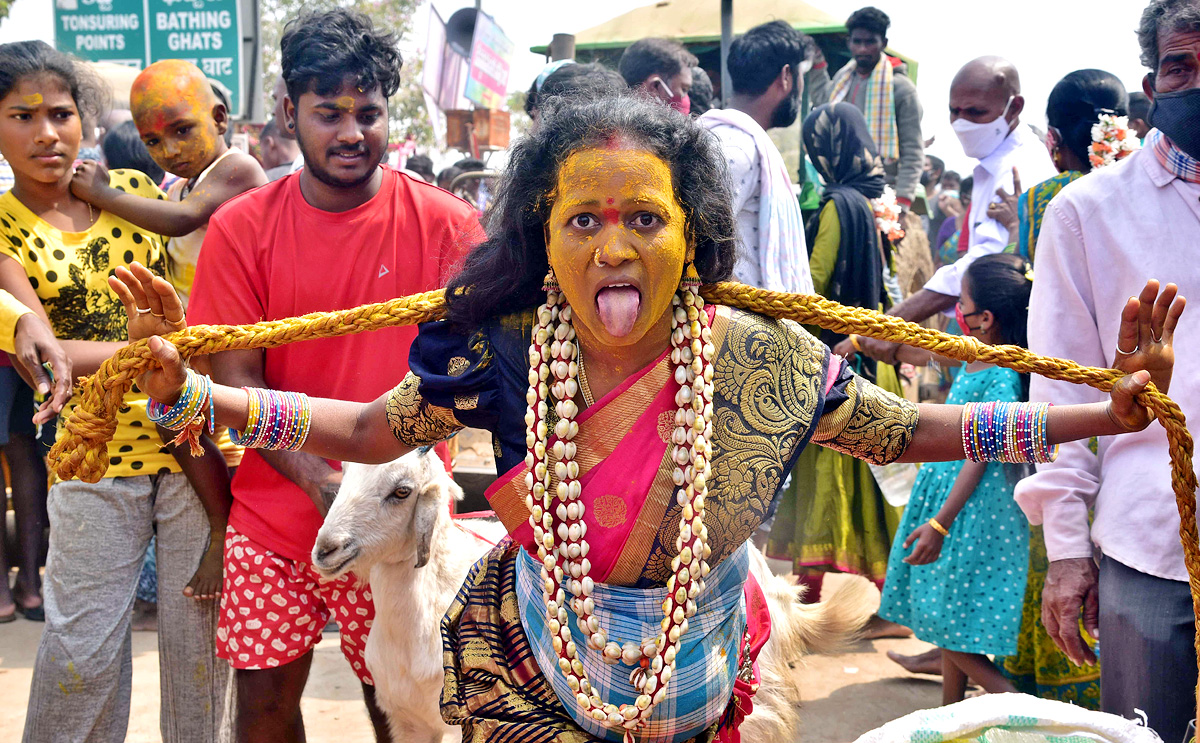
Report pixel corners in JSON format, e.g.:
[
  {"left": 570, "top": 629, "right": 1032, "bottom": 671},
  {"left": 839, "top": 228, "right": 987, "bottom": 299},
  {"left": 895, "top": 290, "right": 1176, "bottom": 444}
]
[{"left": 48, "top": 282, "right": 1200, "bottom": 702}]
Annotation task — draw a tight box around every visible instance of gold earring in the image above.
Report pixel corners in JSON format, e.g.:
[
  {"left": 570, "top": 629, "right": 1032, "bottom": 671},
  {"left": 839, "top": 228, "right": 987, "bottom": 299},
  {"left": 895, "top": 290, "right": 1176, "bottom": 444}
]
[{"left": 542, "top": 266, "right": 559, "bottom": 292}]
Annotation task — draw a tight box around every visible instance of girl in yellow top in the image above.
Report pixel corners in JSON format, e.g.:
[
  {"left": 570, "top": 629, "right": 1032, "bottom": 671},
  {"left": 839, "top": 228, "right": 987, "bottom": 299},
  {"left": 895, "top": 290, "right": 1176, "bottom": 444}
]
[
  {"left": 0, "top": 40, "right": 229, "bottom": 742},
  {"left": 69, "top": 58, "right": 258, "bottom": 602}
]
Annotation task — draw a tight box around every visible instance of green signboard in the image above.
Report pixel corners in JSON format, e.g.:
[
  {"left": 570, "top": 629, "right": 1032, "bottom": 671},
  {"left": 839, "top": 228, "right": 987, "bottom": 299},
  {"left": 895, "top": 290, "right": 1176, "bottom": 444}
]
[
  {"left": 54, "top": 0, "right": 244, "bottom": 118},
  {"left": 55, "top": 0, "right": 145, "bottom": 66}
]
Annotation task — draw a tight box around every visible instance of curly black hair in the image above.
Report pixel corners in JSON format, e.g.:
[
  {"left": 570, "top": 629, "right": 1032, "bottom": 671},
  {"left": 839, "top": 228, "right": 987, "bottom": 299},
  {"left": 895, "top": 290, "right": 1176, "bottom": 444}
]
[
  {"left": 845, "top": 6, "right": 891, "bottom": 39},
  {"left": 446, "top": 95, "right": 736, "bottom": 331},
  {"left": 526, "top": 62, "right": 627, "bottom": 118},
  {"left": 0, "top": 40, "right": 107, "bottom": 124},
  {"left": 281, "top": 8, "right": 403, "bottom": 101}
]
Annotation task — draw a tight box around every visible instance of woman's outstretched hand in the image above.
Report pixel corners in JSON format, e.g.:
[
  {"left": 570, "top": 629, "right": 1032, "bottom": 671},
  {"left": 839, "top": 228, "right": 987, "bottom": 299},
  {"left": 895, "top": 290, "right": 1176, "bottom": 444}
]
[
  {"left": 1107, "top": 279, "right": 1185, "bottom": 432},
  {"left": 109, "top": 262, "right": 189, "bottom": 403},
  {"left": 109, "top": 262, "right": 187, "bottom": 340}
]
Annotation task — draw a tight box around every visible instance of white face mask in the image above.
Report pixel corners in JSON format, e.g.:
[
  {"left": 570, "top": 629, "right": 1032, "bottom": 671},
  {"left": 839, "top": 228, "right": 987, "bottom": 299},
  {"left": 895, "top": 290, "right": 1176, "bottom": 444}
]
[{"left": 952, "top": 96, "right": 1015, "bottom": 159}]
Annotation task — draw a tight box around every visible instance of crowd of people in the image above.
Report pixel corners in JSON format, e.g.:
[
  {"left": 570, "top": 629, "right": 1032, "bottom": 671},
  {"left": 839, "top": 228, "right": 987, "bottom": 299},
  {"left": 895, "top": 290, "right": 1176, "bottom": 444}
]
[{"left": 0, "top": 0, "right": 1195, "bottom": 742}]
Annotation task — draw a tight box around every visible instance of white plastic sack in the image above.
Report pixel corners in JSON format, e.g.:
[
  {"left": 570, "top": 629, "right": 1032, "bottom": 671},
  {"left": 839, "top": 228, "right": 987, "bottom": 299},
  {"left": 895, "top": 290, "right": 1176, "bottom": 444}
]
[{"left": 854, "top": 693, "right": 1164, "bottom": 743}]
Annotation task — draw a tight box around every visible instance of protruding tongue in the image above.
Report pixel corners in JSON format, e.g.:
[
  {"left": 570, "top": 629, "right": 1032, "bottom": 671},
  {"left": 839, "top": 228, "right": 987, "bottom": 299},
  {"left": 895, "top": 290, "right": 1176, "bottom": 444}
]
[{"left": 596, "top": 286, "right": 641, "bottom": 337}]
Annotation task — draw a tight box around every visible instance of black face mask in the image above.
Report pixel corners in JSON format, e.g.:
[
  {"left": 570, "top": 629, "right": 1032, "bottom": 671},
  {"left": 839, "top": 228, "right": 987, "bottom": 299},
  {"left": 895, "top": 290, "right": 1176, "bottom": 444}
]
[{"left": 1149, "top": 87, "right": 1200, "bottom": 160}]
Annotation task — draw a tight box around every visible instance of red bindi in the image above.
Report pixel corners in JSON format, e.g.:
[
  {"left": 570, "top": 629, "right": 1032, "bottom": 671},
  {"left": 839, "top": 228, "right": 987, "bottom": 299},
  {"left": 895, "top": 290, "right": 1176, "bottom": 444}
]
[
  {"left": 602, "top": 207, "right": 620, "bottom": 225},
  {"left": 606, "top": 198, "right": 614, "bottom": 204}
]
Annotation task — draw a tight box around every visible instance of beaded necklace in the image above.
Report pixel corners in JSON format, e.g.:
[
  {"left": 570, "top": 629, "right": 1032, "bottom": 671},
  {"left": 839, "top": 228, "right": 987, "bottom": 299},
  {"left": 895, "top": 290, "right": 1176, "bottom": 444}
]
[{"left": 525, "top": 266, "right": 716, "bottom": 740}]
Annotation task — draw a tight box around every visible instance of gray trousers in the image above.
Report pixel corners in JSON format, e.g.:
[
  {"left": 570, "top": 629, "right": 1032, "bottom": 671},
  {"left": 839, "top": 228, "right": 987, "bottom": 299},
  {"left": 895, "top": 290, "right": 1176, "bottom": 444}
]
[
  {"left": 1099, "top": 555, "right": 1196, "bottom": 743},
  {"left": 23, "top": 473, "right": 232, "bottom": 743}
]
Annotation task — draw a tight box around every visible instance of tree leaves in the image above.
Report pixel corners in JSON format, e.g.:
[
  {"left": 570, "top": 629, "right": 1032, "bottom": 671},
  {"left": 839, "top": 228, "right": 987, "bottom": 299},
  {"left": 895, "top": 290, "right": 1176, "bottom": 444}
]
[{"left": 259, "top": 0, "right": 433, "bottom": 146}]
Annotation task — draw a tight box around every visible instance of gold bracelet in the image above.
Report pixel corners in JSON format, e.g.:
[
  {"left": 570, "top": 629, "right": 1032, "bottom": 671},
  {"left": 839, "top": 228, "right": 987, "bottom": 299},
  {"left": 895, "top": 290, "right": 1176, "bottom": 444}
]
[
  {"left": 849, "top": 334, "right": 863, "bottom": 352},
  {"left": 928, "top": 517, "right": 949, "bottom": 537}
]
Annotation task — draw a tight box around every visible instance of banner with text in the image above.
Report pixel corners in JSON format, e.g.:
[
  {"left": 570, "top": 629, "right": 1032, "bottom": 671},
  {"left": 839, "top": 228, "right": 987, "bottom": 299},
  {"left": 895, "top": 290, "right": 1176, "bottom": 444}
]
[
  {"left": 463, "top": 12, "right": 513, "bottom": 110},
  {"left": 54, "top": 0, "right": 244, "bottom": 117}
]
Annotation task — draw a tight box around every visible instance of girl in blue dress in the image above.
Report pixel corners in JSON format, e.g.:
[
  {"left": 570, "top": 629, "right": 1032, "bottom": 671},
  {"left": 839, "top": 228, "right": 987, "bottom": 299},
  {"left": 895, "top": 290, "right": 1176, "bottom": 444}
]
[{"left": 880, "top": 253, "right": 1033, "bottom": 704}]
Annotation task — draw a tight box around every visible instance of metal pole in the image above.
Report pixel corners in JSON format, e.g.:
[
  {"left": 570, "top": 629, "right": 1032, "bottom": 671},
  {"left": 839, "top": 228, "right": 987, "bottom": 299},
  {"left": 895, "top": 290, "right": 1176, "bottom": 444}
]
[{"left": 720, "top": 0, "right": 733, "bottom": 106}]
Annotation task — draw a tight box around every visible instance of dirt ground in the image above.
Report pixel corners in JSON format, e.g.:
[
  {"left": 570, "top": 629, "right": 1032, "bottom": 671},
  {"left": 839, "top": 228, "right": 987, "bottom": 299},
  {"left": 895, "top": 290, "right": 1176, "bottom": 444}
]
[{"left": 0, "top": 574, "right": 943, "bottom": 742}]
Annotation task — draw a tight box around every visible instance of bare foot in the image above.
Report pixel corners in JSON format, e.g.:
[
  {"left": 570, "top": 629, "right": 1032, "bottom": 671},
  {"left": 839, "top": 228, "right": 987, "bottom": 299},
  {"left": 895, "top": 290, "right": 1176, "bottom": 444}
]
[
  {"left": 183, "top": 534, "right": 224, "bottom": 600},
  {"left": 887, "top": 648, "right": 943, "bottom": 675},
  {"left": 862, "top": 614, "right": 914, "bottom": 640},
  {"left": 131, "top": 598, "right": 158, "bottom": 631}
]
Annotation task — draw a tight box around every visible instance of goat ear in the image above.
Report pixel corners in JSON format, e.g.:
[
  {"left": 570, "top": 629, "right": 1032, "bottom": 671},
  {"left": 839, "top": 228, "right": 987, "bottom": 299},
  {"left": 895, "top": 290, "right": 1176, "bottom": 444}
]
[{"left": 415, "top": 529, "right": 431, "bottom": 568}]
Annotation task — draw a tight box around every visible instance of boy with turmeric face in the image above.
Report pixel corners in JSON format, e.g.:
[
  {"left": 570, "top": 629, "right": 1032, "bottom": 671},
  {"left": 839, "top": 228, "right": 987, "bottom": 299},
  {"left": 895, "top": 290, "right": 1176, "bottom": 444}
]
[{"left": 71, "top": 59, "right": 267, "bottom": 600}]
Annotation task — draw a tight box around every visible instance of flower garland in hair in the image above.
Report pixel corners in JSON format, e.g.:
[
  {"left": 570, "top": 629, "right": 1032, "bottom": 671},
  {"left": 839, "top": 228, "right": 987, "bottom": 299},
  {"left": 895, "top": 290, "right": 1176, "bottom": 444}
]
[
  {"left": 1089, "top": 112, "right": 1139, "bottom": 169},
  {"left": 525, "top": 265, "right": 714, "bottom": 741},
  {"left": 871, "top": 185, "right": 906, "bottom": 242}
]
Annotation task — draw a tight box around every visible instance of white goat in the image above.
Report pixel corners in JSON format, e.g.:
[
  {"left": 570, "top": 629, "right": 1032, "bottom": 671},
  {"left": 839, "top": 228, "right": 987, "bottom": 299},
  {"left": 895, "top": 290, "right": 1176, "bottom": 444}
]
[
  {"left": 313, "top": 449, "right": 505, "bottom": 743},
  {"left": 741, "top": 546, "right": 874, "bottom": 742},
  {"left": 314, "top": 450, "right": 873, "bottom": 743}
]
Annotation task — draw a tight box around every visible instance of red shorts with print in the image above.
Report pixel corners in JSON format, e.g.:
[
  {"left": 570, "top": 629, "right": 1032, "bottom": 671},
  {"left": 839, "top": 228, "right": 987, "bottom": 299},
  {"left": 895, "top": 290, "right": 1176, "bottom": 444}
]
[{"left": 216, "top": 527, "right": 375, "bottom": 684}]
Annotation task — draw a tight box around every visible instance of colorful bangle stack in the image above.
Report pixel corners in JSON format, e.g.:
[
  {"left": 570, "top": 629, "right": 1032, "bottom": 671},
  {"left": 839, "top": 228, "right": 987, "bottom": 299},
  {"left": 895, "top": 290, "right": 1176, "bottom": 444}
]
[
  {"left": 146, "top": 369, "right": 214, "bottom": 456},
  {"left": 961, "top": 401, "right": 1057, "bottom": 464},
  {"left": 229, "top": 387, "right": 312, "bottom": 452},
  {"left": 147, "top": 369, "right": 213, "bottom": 432}
]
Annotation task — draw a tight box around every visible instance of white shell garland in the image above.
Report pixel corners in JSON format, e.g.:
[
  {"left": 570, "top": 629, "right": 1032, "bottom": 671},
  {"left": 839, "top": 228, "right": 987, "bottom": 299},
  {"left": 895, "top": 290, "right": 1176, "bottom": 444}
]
[{"left": 525, "top": 280, "right": 716, "bottom": 740}]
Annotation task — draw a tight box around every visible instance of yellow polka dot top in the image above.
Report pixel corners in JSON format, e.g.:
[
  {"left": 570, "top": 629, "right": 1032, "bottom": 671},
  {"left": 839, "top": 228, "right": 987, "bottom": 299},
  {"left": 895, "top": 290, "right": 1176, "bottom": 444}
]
[{"left": 0, "top": 170, "right": 181, "bottom": 478}]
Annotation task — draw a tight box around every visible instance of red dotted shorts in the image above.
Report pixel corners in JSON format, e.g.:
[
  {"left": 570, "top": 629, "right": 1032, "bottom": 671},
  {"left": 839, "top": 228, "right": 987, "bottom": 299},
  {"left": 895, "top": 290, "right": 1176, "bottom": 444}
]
[{"left": 216, "top": 527, "right": 375, "bottom": 684}]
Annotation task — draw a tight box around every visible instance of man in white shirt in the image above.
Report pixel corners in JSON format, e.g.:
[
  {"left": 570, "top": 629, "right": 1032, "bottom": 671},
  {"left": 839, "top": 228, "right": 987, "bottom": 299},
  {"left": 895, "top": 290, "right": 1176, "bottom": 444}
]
[
  {"left": 699, "top": 20, "right": 813, "bottom": 296},
  {"left": 844, "top": 56, "right": 1054, "bottom": 360},
  {"left": 1015, "top": 2, "right": 1199, "bottom": 738}
]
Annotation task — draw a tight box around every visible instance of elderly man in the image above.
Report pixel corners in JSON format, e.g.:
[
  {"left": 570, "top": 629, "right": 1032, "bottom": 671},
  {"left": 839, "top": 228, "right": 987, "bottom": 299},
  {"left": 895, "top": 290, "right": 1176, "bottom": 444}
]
[
  {"left": 700, "top": 20, "right": 814, "bottom": 296},
  {"left": 1014, "top": 2, "right": 1200, "bottom": 739},
  {"left": 844, "top": 56, "right": 1055, "bottom": 361}
]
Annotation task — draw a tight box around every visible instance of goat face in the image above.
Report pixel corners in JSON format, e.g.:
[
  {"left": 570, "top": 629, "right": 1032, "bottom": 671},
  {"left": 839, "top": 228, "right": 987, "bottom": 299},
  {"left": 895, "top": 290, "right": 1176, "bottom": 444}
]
[{"left": 312, "top": 449, "right": 462, "bottom": 580}]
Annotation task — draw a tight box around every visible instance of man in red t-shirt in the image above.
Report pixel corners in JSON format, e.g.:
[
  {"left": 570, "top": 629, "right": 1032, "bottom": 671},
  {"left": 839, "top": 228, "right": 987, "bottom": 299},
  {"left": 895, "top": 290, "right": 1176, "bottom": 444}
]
[{"left": 187, "top": 10, "right": 481, "bottom": 741}]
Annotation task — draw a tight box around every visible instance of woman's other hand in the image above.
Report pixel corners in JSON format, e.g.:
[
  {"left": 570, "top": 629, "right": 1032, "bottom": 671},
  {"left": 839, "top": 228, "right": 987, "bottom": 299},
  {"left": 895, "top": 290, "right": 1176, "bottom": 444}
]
[
  {"left": 1107, "top": 279, "right": 1185, "bottom": 431},
  {"left": 14, "top": 313, "right": 75, "bottom": 424},
  {"left": 109, "top": 262, "right": 187, "bottom": 341},
  {"left": 109, "top": 262, "right": 189, "bottom": 403}
]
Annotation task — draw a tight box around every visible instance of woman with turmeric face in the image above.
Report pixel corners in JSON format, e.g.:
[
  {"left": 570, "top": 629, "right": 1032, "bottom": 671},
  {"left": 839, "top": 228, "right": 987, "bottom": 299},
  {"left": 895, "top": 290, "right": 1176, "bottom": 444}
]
[{"left": 117, "top": 96, "right": 1180, "bottom": 742}]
